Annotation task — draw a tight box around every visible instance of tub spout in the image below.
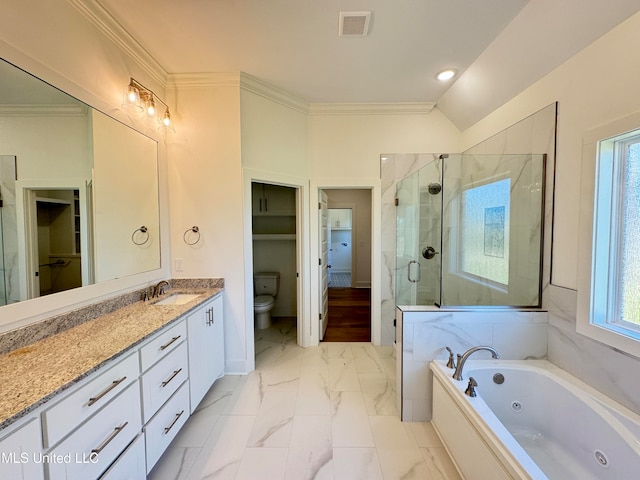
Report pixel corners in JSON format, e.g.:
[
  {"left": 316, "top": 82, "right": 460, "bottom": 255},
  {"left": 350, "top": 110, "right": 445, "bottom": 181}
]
[{"left": 452, "top": 346, "right": 500, "bottom": 381}]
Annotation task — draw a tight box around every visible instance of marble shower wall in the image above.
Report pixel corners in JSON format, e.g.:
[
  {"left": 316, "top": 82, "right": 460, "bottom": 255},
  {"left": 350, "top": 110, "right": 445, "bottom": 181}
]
[{"left": 380, "top": 103, "right": 557, "bottom": 345}]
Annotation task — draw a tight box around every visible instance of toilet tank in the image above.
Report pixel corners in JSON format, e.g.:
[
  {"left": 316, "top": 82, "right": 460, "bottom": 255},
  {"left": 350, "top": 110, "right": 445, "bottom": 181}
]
[{"left": 254, "top": 272, "right": 280, "bottom": 296}]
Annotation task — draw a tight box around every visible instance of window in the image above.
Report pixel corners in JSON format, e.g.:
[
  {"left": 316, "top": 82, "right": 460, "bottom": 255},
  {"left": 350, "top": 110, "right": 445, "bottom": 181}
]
[
  {"left": 460, "top": 178, "right": 511, "bottom": 285},
  {"left": 590, "top": 131, "right": 640, "bottom": 339}
]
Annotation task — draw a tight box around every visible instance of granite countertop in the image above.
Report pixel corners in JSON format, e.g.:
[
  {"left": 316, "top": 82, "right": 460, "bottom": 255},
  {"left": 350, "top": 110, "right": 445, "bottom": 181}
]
[{"left": 0, "top": 287, "right": 223, "bottom": 431}]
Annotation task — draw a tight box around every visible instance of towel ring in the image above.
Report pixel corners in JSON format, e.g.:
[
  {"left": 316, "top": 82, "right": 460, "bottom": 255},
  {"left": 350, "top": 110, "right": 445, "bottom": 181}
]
[
  {"left": 132, "top": 226, "right": 150, "bottom": 245},
  {"left": 183, "top": 226, "right": 200, "bottom": 245}
]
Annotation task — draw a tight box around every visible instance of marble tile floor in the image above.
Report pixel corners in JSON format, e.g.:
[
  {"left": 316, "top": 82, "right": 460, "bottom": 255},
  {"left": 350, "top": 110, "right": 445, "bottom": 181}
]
[{"left": 149, "top": 318, "right": 461, "bottom": 480}]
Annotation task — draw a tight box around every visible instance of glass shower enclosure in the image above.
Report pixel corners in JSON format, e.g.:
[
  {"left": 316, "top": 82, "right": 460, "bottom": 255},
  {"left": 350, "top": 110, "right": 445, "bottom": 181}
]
[{"left": 396, "top": 153, "right": 546, "bottom": 308}]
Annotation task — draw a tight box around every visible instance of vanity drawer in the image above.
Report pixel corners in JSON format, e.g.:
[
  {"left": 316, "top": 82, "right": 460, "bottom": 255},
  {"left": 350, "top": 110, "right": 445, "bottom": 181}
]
[
  {"left": 99, "top": 433, "right": 146, "bottom": 480},
  {"left": 140, "top": 320, "right": 187, "bottom": 372},
  {"left": 141, "top": 341, "right": 189, "bottom": 422},
  {"left": 0, "top": 417, "right": 44, "bottom": 480},
  {"left": 42, "top": 352, "right": 139, "bottom": 448},
  {"left": 144, "top": 381, "right": 190, "bottom": 473},
  {"left": 47, "top": 381, "right": 141, "bottom": 480}
]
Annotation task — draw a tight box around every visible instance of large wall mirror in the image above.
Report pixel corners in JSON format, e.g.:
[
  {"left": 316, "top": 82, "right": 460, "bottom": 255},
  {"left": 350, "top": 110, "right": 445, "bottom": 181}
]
[{"left": 0, "top": 58, "right": 160, "bottom": 308}]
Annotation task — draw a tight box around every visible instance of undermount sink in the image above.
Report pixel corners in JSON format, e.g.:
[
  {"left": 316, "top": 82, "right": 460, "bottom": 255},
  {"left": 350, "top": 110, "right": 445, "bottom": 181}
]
[{"left": 152, "top": 293, "right": 201, "bottom": 306}]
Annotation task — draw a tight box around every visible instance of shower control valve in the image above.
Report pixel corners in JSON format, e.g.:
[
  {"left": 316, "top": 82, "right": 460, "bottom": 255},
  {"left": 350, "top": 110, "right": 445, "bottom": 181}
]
[{"left": 422, "top": 246, "right": 439, "bottom": 260}]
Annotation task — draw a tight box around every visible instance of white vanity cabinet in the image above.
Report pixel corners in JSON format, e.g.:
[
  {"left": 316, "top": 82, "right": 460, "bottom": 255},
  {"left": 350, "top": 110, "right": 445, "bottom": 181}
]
[
  {"left": 0, "top": 417, "right": 44, "bottom": 480},
  {"left": 42, "top": 352, "right": 139, "bottom": 448},
  {"left": 47, "top": 382, "right": 142, "bottom": 480},
  {"left": 139, "top": 319, "right": 190, "bottom": 473},
  {"left": 187, "top": 293, "right": 225, "bottom": 411},
  {"left": 98, "top": 433, "right": 145, "bottom": 480}
]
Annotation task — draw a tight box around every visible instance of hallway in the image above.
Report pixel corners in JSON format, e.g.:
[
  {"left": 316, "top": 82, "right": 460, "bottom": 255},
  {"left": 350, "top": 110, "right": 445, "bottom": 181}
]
[
  {"left": 148, "top": 317, "right": 461, "bottom": 479},
  {"left": 324, "top": 287, "right": 371, "bottom": 342}
]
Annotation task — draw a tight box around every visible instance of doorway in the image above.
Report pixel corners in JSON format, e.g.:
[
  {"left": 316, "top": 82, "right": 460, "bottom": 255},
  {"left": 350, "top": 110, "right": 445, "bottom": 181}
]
[
  {"left": 320, "top": 189, "right": 372, "bottom": 342},
  {"left": 27, "top": 188, "right": 83, "bottom": 297},
  {"left": 250, "top": 181, "right": 300, "bottom": 352}
]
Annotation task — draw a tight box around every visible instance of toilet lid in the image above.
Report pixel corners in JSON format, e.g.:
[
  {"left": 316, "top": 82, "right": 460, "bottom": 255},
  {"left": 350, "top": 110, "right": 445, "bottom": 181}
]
[{"left": 255, "top": 295, "right": 274, "bottom": 307}]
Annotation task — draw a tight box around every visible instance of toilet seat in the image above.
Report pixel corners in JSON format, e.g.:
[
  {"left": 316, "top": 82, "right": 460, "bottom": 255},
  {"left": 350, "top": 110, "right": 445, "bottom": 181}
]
[{"left": 254, "top": 294, "right": 274, "bottom": 308}]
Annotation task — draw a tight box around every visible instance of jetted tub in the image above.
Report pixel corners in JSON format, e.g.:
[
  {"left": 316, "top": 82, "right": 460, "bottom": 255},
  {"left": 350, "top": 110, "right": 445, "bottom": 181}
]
[{"left": 430, "top": 360, "right": 640, "bottom": 479}]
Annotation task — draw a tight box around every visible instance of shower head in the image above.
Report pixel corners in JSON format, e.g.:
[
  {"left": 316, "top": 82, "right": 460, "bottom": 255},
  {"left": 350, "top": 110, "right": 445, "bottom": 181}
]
[{"left": 438, "top": 154, "right": 449, "bottom": 160}]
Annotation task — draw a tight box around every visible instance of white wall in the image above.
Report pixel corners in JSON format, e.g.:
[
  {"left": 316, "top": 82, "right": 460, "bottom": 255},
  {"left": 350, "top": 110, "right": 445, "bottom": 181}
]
[
  {"left": 166, "top": 78, "right": 247, "bottom": 373},
  {"left": 463, "top": 11, "right": 640, "bottom": 413}
]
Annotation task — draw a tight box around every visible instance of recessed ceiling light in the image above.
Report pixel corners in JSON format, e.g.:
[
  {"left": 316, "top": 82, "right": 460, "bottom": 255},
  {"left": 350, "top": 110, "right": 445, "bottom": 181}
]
[{"left": 436, "top": 69, "right": 458, "bottom": 81}]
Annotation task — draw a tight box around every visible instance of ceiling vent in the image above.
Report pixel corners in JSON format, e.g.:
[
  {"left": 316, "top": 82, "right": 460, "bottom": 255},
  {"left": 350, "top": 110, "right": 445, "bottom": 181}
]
[{"left": 339, "top": 11, "right": 371, "bottom": 37}]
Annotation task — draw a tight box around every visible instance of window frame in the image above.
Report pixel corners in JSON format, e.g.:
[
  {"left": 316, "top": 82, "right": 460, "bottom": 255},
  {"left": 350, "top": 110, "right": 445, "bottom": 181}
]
[{"left": 578, "top": 116, "right": 640, "bottom": 357}]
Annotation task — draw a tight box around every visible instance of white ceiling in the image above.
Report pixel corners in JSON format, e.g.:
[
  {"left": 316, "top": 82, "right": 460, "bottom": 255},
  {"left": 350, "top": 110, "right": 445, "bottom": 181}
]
[{"left": 97, "top": 0, "right": 529, "bottom": 104}]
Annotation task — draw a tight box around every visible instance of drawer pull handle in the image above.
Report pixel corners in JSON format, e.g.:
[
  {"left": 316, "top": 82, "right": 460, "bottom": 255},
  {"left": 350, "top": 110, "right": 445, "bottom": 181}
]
[
  {"left": 91, "top": 421, "right": 128, "bottom": 455},
  {"left": 164, "top": 410, "right": 185, "bottom": 434},
  {"left": 161, "top": 368, "right": 183, "bottom": 387},
  {"left": 159, "top": 335, "right": 181, "bottom": 351},
  {"left": 88, "top": 376, "right": 127, "bottom": 406}
]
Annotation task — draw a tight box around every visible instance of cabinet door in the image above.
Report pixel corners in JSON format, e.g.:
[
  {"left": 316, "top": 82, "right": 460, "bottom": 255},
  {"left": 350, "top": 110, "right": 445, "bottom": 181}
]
[
  {"left": 187, "top": 295, "right": 225, "bottom": 411},
  {"left": 263, "top": 184, "right": 295, "bottom": 215},
  {"left": 251, "top": 183, "right": 265, "bottom": 214},
  {"left": 0, "top": 418, "right": 44, "bottom": 480}
]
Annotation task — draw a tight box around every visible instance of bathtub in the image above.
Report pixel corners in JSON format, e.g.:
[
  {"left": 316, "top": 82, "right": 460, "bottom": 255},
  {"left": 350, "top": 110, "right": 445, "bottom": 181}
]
[{"left": 430, "top": 360, "right": 640, "bottom": 479}]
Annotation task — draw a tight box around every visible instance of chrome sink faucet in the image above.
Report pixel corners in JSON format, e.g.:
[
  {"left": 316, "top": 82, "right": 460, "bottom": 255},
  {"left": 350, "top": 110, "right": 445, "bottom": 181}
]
[
  {"left": 153, "top": 280, "right": 171, "bottom": 298},
  {"left": 452, "top": 346, "right": 500, "bottom": 381}
]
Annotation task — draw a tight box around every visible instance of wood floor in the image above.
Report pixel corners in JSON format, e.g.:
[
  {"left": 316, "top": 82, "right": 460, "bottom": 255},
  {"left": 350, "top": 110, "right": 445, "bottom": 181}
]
[{"left": 322, "top": 287, "right": 371, "bottom": 342}]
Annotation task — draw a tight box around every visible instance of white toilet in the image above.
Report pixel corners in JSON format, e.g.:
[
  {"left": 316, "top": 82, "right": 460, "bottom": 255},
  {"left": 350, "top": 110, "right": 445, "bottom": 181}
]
[{"left": 254, "top": 272, "right": 280, "bottom": 329}]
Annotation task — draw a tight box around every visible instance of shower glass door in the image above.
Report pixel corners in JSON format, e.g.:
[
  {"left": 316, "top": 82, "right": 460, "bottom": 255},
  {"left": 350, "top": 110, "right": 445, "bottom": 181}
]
[
  {"left": 395, "top": 171, "right": 419, "bottom": 306},
  {"left": 395, "top": 160, "right": 443, "bottom": 307}
]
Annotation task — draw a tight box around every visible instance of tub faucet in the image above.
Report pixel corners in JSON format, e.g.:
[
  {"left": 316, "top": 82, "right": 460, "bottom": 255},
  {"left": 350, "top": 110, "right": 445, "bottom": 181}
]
[
  {"left": 452, "top": 346, "right": 500, "bottom": 381},
  {"left": 153, "top": 280, "right": 171, "bottom": 298}
]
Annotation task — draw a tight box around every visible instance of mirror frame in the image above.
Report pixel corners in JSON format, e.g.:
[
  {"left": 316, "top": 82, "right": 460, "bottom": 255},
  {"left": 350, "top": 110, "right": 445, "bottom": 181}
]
[{"left": 0, "top": 41, "right": 170, "bottom": 333}]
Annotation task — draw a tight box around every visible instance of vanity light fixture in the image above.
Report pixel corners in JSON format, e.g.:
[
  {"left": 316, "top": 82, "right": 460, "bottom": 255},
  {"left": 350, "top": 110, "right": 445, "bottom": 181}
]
[
  {"left": 123, "top": 78, "right": 173, "bottom": 130},
  {"left": 436, "top": 68, "right": 458, "bottom": 81}
]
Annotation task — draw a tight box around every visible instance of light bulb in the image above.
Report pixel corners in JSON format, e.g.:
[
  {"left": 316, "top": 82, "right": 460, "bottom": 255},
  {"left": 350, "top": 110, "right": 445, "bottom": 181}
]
[
  {"left": 163, "top": 110, "right": 171, "bottom": 127},
  {"left": 146, "top": 95, "right": 156, "bottom": 116}
]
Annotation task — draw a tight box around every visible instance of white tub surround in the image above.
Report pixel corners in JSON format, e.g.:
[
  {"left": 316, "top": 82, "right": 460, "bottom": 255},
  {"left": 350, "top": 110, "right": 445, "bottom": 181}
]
[
  {"left": 431, "top": 360, "right": 640, "bottom": 480},
  {"left": 396, "top": 307, "right": 548, "bottom": 421}
]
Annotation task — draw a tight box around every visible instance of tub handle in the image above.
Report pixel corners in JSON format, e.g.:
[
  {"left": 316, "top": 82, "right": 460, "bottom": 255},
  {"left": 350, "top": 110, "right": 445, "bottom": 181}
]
[
  {"left": 445, "top": 347, "right": 456, "bottom": 369},
  {"left": 465, "top": 377, "right": 478, "bottom": 397}
]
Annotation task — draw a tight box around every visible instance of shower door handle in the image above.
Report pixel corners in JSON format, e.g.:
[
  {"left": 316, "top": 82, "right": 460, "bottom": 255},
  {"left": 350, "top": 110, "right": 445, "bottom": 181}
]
[{"left": 408, "top": 260, "right": 421, "bottom": 283}]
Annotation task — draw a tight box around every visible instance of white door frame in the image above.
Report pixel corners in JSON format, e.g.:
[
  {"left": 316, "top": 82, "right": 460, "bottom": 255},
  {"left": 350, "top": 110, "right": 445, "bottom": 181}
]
[
  {"left": 242, "top": 169, "right": 312, "bottom": 372},
  {"left": 310, "top": 179, "right": 381, "bottom": 346},
  {"left": 15, "top": 178, "right": 91, "bottom": 301}
]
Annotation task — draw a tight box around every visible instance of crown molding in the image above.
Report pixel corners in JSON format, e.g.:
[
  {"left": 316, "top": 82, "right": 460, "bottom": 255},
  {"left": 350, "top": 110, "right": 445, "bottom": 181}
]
[
  {"left": 67, "top": 0, "right": 167, "bottom": 86},
  {"left": 166, "top": 72, "right": 241, "bottom": 88},
  {"left": 308, "top": 102, "right": 436, "bottom": 115},
  {"left": 0, "top": 104, "right": 89, "bottom": 117},
  {"left": 239, "top": 73, "right": 309, "bottom": 115}
]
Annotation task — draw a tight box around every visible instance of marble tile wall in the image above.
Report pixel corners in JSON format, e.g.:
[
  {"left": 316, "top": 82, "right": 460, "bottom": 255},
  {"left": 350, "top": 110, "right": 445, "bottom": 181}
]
[
  {"left": 546, "top": 284, "right": 640, "bottom": 415},
  {"left": 397, "top": 308, "right": 548, "bottom": 421},
  {"left": 383, "top": 104, "right": 557, "bottom": 421},
  {"left": 380, "top": 103, "right": 557, "bottom": 346}
]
